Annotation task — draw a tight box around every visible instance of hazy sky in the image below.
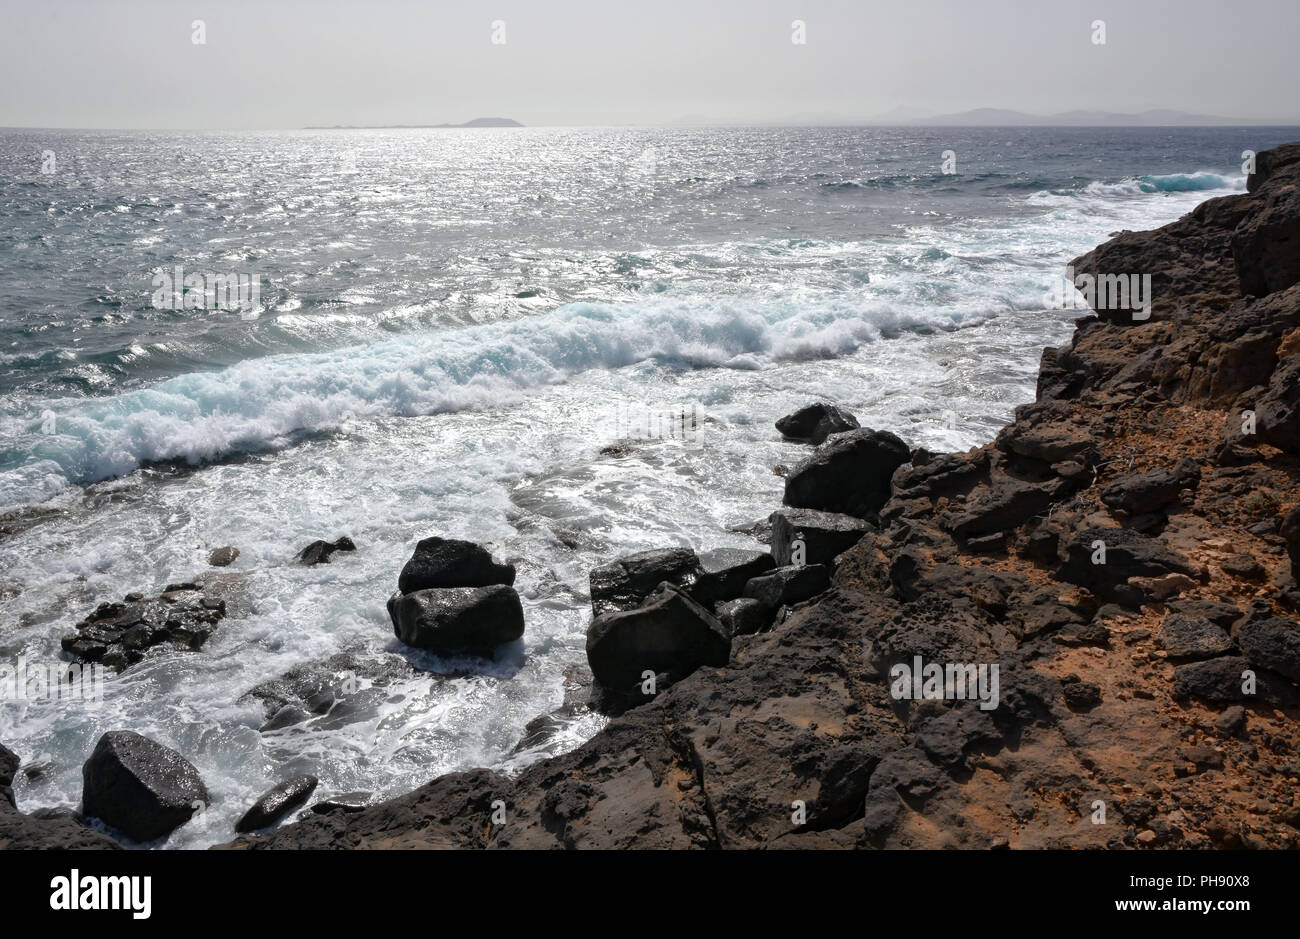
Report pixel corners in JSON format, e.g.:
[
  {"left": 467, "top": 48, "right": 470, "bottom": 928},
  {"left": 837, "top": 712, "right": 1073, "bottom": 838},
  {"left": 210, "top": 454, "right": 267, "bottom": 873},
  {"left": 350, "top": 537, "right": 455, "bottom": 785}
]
[{"left": 1, "top": 0, "right": 1296, "bottom": 128}]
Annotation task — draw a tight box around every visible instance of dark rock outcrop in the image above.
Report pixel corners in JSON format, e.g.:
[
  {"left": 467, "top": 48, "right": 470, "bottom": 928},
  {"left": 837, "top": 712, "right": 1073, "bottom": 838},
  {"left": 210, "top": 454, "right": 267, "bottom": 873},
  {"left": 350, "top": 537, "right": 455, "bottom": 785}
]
[
  {"left": 770, "top": 507, "right": 874, "bottom": 567},
  {"left": 1058, "top": 528, "right": 1199, "bottom": 605},
  {"left": 1236, "top": 617, "right": 1300, "bottom": 683},
  {"left": 81, "top": 731, "right": 209, "bottom": 842},
  {"left": 1, "top": 742, "right": 121, "bottom": 850},
  {"left": 235, "top": 775, "right": 319, "bottom": 833},
  {"left": 1158, "top": 614, "right": 1233, "bottom": 660},
  {"left": 1256, "top": 355, "right": 1300, "bottom": 453},
  {"left": 397, "top": 537, "right": 516, "bottom": 593},
  {"left": 1100, "top": 457, "right": 1201, "bottom": 516},
  {"left": 62, "top": 584, "right": 226, "bottom": 671},
  {"left": 1, "top": 743, "right": 17, "bottom": 809},
  {"left": 588, "top": 548, "right": 704, "bottom": 616},
  {"left": 388, "top": 585, "right": 525, "bottom": 654},
  {"left": 775, "top": 402, "right": 860, "bottom": 445},
  {"left": 585, "top": 583, "right": 729, "bottom": 692},
  {"left": 783, "top": 428, "right": 910, "bottom": 519},
  {"left": 298, "top": 536, "right": 356, "bottom": 565}
]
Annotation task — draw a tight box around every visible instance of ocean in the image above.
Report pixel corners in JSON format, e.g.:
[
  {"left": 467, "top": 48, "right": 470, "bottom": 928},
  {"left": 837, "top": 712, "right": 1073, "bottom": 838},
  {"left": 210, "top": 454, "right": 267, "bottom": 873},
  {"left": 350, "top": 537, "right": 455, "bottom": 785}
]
[{"left": 1, "top": 124, "right": 1296, "bottom": 846}]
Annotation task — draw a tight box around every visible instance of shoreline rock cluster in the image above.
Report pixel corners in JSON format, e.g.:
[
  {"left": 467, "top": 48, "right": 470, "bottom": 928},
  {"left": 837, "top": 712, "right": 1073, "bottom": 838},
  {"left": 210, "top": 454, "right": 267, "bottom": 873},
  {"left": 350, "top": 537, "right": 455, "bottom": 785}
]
[
  {"left": 217, "top": 141, "right": 1300, "bottom": 850},
  {"left": 387, "top": 537, "right": 524, "bottom": 654},
  {"left": 4, "top": 534, "right": 531, "bottom": 847}
]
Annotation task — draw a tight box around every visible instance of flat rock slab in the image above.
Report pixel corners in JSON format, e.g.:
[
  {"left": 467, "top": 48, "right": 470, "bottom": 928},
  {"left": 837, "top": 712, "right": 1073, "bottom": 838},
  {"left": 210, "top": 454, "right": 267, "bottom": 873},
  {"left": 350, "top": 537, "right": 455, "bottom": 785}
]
[
  {"left": 696, "top": 548, "right": 774, "bottom": 602},
  {"left": 1100, "top": 457, "right": 1200, "bottom": 516},
  {"left": 743, "top": 564, "right": 831, "bottom": 611}
]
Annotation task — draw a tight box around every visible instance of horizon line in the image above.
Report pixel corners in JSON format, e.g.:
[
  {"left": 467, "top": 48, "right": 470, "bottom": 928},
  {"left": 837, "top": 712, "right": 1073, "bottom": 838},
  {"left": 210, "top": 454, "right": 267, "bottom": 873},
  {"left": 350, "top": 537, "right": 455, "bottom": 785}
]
[{"left": 4, "top": 121, "right": 1300, "bottom": 133}]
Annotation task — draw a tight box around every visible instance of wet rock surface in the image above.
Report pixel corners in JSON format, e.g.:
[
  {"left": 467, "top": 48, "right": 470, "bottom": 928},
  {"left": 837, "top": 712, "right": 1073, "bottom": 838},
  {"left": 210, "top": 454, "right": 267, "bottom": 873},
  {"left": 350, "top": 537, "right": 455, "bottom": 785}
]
[
  {"left": 61, "top": 583, "right": 227, "bottom": 671},
  {"left": 397, "top": 537, "right": 516, "bottom": 593},
  {"left": 775, "top": 402, "right": 861, "bottom": 445},
  {"left": 388, "top": 585, "right": 525, "bottom": 654},
  {"left": 588, "top": 547, "right": 705, "bottom": 616},
  {"left": 387, "top": 538, "right": 525, "bottom": 656},
  {"left": 236, "top": 775, "right": 319, "bottom": 832},
  {"left": 783, "top": 428, "right": 911, "bottom": 519},
  {"left": 298, "top": 536, "right": 357, "bottom": 565},
  {"left": 242, "top": 647, "right": 422, "bottom": 733},
  {"left": 81, "top": 731, "right": 209, "bottom": 843},
  {"left": 586, "top": 583, "right": 730, "bottom": 693}
]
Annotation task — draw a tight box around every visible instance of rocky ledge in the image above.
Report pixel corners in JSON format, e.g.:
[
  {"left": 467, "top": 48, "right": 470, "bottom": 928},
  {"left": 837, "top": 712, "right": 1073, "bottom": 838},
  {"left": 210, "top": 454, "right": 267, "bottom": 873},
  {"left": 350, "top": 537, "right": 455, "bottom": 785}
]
[{"left": 0, "top": 141, "right": 1232, "bottom": 849}]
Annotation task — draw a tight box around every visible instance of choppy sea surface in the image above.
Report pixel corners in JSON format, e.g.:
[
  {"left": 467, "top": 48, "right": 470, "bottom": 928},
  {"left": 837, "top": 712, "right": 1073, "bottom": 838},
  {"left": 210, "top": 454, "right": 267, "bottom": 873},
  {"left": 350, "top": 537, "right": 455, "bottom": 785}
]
[{"left": 1, "top": 125, "right": 1296, "bottom": 847}]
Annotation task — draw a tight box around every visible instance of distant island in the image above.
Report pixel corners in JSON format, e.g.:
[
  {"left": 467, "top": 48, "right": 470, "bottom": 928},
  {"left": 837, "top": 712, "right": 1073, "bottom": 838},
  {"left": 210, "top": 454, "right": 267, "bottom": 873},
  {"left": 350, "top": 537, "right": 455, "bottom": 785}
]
[
  {"left": 305, "top": 117, "right": 523, "bottom": 129},
  {"left": 900, "top": 108, "right": 1265, "bottom": 127}
]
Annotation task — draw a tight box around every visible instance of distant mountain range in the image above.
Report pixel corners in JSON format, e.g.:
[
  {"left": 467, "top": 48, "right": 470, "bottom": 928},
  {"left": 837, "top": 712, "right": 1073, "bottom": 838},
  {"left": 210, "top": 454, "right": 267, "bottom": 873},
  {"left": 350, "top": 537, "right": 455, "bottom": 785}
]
[
  {"left": 305, "top": 117, "right": 523, "bottom": 129},
  {"left": 901, "top": 108, "right": 1269, "bottom": 126},
  {"left": 674, "top": 109, "right": 1294, "bottom": 127}
]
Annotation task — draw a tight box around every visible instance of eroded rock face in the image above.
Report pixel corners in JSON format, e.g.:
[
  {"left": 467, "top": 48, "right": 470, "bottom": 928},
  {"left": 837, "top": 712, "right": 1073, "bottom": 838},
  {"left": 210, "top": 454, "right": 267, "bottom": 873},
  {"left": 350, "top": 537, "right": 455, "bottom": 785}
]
[
  {"left": 1058, "top": 528, "right": 1199, "bottom": 606},
  {"left": 1256, "top": 356, "right": 1300, "bottom": 454},
  {"left": 81, "top": 732, "right": 209, "bottom": 843},
  {"left": 1232, "top": 180, "right": 1300, "bottom": 297},
  {"left": 1236, "top": 618, "right": 1300, "bottom": 683}
]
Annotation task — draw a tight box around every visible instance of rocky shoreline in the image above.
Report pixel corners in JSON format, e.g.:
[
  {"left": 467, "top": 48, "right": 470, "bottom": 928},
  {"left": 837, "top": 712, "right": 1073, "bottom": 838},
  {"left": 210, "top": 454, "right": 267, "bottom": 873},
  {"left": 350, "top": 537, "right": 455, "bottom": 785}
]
[{"left": 4, "top": 141, "right": 1300, "bottom": 850}]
